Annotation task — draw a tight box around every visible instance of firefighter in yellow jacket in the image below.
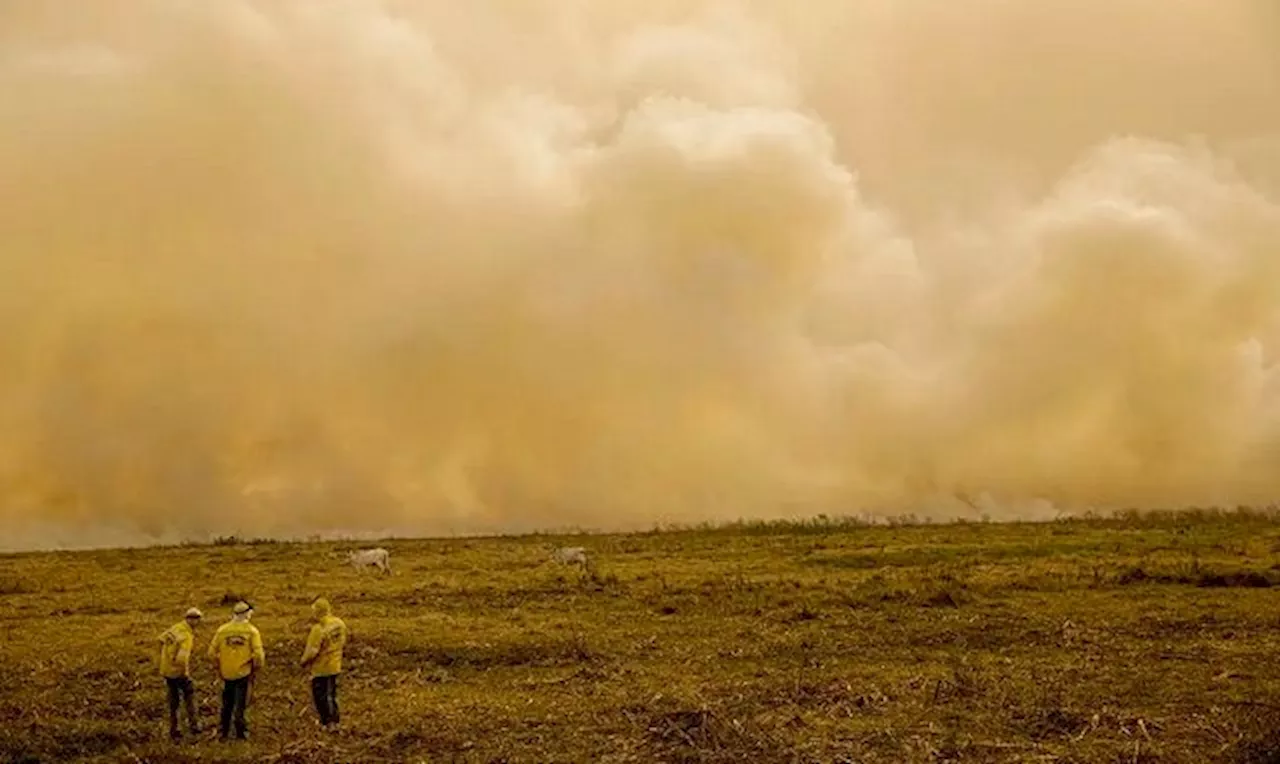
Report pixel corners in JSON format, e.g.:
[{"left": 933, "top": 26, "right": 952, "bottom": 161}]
[
  {"left": 207, "top": 601, "right": 265, "bottom": 741},
  {"left": 157, "top": 607, "right": 203, "bottom": 740},
  {"left": 299, "top": 597, "right": 347, "bottom": 728}
]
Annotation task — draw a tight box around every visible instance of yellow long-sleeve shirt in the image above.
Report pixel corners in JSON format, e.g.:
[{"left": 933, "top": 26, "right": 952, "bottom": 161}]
[
  {"left": 158, "top": 621, "right": 195, "bottom": 679},
  {"left": 300, "top": 611, "right": 347, "bottom": 678},
  {"left": 207, "top": 620, "right": 265, "bottom": 681}
]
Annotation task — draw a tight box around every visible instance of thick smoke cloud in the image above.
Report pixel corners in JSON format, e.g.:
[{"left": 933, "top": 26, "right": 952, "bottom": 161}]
[{"left": 1, "top": 1, "right": 1278, "bottom": 548}]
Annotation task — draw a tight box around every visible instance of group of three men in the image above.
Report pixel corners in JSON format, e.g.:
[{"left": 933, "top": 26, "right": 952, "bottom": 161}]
[{"left": 157, "top": 596, "right": 347, "bottom": 741}]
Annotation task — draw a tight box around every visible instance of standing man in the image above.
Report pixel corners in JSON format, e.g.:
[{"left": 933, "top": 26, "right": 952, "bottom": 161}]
[
  {"left": 299, "top": 597, "right": 347, "bottom": 729},
  {"left": 207, "top": 601, "right": 265, "bottom": 741},
  {"left": 157, "top": 607, "right": 203, "bottom": 740}
]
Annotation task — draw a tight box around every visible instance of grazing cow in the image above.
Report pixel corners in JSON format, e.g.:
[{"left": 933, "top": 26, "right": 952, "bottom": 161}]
[
  {"left": 346, "top": 547, "right": 391, "bottom": 575},
  {"left": 550, "top": 546, "right": 589, "bottom": 569}
]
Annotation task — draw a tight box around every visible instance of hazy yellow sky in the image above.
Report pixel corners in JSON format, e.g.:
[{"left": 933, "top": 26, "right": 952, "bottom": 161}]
[{"left": 1, "top": 1, "right": 1278, "bottom": 548}]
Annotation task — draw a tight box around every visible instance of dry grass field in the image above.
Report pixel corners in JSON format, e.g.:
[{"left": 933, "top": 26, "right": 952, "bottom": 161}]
[{"left": 3, "top": 509, "right": 1280, "bottom": 763}]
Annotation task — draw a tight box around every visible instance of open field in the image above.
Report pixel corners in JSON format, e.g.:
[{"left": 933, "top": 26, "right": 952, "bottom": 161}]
[{"left": 3, "top": 510, "right": 1280, "bottom": 763}]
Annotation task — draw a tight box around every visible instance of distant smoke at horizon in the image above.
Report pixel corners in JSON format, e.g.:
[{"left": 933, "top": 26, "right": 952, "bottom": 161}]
[{"left": 2, "top": 1, "right": 1279, "bottom": 550}]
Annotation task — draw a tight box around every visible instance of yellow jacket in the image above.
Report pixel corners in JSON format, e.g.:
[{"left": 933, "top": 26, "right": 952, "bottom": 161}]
[
  {"left": 300, "top": 598, "right": 347, "bottom": 678},
  {"left": 207, "top": 620, "right": 265, "bottom": 681},
  {"left": 158, "top": 621, "right": 195, "bottom": 679}
]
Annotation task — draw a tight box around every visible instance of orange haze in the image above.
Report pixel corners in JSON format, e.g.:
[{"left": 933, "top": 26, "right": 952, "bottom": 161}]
[{"left": 1, "top": 1, "right": 1279, "bottom": 548}]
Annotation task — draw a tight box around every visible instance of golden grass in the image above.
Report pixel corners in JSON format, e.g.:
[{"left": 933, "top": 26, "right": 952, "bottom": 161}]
[{"left": 3, "top": 509, "right": 1280, "bottom": 763}]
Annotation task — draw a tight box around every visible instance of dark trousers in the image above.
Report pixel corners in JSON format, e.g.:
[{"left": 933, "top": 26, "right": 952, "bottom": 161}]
[
  {"left": 219, "top": 677, "right": 251, "bottom": 739},
  {"left": 310, "top": 674, "right": 340, "bottom": 726},
  {"left": 165, "top": 677, "right": 198, "bottom": 735}
]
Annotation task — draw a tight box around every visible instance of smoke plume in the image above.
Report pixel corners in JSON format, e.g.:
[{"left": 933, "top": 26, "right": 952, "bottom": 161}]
[{"left": 2, "top": 0, "right": 1279, "bottom": 548}]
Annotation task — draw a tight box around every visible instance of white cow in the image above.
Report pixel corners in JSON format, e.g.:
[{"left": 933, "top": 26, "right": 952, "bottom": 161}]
[
  {"left": 550, "top": 546, "right": 589, "bottom": 569},
  {"left": 347, "top": 547, "right": 392, "bottom": 575}
]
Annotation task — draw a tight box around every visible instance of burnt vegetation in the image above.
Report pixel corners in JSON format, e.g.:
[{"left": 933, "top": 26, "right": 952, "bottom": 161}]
[{"left": 1, "top": 508, "right": 1279, "bottom": 762}]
